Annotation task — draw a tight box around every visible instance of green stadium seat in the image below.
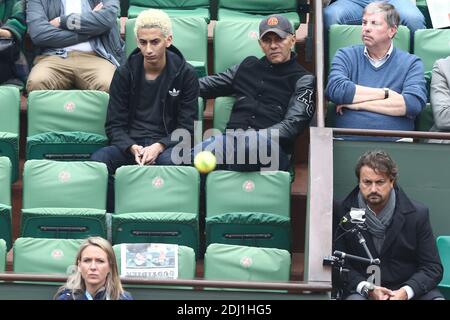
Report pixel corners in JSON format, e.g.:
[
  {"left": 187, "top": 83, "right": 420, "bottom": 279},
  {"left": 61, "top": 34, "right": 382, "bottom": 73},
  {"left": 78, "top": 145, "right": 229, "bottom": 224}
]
[
  {"left": 0, "top": 86, "right": 20, "bottom": 182},
  {"left": 333, "top": 140, "right": 450, "bottom": 240},
  {"left": 213, "top": 20, "right": 265, "bottom": 73},
  {"left": 328, "top": 24, "right": 410, "bottom": 72},
  {"left": 414, "top": 29, "right": 450, "bottom": 97},
  {"left": 112, "top": 165, "right": 200, "bottom": 255},
  {"left": 127, "top": 0, "right": 210, "bottom": 21},
  {"left": 21, "top": 160, "right": 108, "bottom": 239},
  {"left": 13, "top": 237, "right": 83, "bottom": 274},
  {"left": 436, "top": 236, "right": 450, "bottom": 300},
  {"left": 125, "top": 16, "right": 208, "bottom": 77},
  {"left": 0, "top": 157, "right": 12, "bottom": 250},
  {"left": 204, "top": 243, "right": 291, "bottom": 282},
  {"left": 26, "top": 90, "right": 109, "bottom": 162},
  {"left": 113, "top": 243, "right": 196, "bottom": 279},
  {"left": 206, "top": 170, "right": 291, "bottom": 251},
  {"left": 217, "top": 0, "right": 300, "bottom": 29},
  {"left": 415, "top": 103, "right": 434, "bottom": 132},
  {"left": 0, "top": 239, "right": 6, "bottom": 272}
]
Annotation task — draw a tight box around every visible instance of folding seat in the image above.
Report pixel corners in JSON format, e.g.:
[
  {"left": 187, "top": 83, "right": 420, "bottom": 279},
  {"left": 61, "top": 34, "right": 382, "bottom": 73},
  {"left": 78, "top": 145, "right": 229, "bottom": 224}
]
[
  {"left": 20, "top": 160, "right": 108, "bottom": 239},
  {"left": 26, "top": 90, "right": 109, "bottom": 162},
  {"left": 217, "top": 0, "right": 300, "bottom": 28},
  {"left": 0, "top": 157, "right": 12, "bottom": 250},
  {"left": 206, "top": 170, "right": 291, "bottom": 251},
  {"left": 111, "top": 165, "right": 200, "bottom": 255},
  {"left": 125, "top": 16, "right": 208, "bottom": 78},
  {"left": 0, "top": 239, "right": 5, "bottom": 272},
  {"left": 127, "top": 0, "right": 210, "bottom": 21},
  {"left": 113, "top": 243, "right": 196, "bottom": 279},
  {"left": 328, "top": 24, "right": 410, "bottom": 72},
  {"left": 413, "top": 29, "right": 450, "bottom": 96},
  {"left": 13, "top": 237, "right": 83, "bottom": 274},
  {"left": 436, "top": 236, "right": 450, "bottom": 300},
  {"left": 0, "top": 86, "right": 20, "bottom": 182},
  {"left": 204, "top": 243, "right": 291, "bottom": 282}
]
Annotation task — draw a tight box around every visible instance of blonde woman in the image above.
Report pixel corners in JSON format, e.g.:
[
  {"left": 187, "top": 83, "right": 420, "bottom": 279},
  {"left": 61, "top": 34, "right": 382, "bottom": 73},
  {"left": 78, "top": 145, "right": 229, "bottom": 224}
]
[{"left": 55, "top": 237, "right": 132, "bottom": 300}]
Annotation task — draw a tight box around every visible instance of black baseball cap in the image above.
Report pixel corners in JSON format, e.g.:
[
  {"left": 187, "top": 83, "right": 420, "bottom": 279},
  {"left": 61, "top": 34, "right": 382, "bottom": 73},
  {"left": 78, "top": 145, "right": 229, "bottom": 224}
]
[{"left": 259, "top": 14, "right": 294, "bottom": 39}]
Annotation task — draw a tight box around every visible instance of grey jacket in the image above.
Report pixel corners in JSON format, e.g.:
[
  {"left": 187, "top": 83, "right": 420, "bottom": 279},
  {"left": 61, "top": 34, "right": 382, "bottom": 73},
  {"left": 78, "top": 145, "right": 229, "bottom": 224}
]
[
  {"left": 26, "top": 0, "right": 123, "bottom": 66},
  {"left": 430, "top": 56, "right": 450, "bottom": 132}
]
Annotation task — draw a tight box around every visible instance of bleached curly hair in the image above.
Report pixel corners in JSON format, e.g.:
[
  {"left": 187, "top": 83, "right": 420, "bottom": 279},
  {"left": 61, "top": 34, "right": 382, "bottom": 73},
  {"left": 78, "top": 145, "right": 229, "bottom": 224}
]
[{"left": 134, "top": 9, "right": 172, "bottom": 37}]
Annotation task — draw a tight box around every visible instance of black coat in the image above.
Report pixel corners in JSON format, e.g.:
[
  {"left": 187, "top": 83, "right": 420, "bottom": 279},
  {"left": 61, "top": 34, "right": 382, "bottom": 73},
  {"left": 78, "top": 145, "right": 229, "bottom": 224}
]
[
  {"left": 333, "top": 185, "right": 443, "bottom": 297},
  {"left": 105, "top": 45, "right": 199, "bottom": 153}
]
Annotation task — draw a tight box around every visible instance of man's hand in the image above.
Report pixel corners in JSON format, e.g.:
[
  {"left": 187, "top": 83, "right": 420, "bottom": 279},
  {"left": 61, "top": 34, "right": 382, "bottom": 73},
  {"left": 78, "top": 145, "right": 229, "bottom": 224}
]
[
  {"left": 0, "top": 28, "right": 13, "bottom": 38},
  {"left": 49, "top": 17, "right": 61, "bottom": 28},
  {"left": 93, "top": 2, "right": 104, "bottom": 11},
  {"left": 336, "top": 103, "right": 360, "bottom": 115},
  {"left": 130, "top": 144, "right": 144, "bottom": 165},
  {"left": 389, "top": 288, "right": 408, "bottom": 300},
  {"left": 369, "top": 286, "right": 395, "bottom": 300},
  {"left": 140, "top": 143, "right": 165, "bottom": 165}
]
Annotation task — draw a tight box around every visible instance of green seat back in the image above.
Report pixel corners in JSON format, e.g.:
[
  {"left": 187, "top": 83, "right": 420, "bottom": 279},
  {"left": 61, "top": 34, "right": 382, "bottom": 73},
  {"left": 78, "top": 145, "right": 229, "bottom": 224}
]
[
  {"left": 436, "top": 236, "right": 450, "bottom": 300},
  {"left": 125, "top": 17, "right": 208, "bottom": 77},
  {"left": 213, "top": 20, "right": 264, "bottom": 73},
  {"left": 415, "top": 103, "right": 434, "bottom": 132},
  {"left": 204, "top": 243, "right": 290, "bottom": 282},
  {"left": 217, "top": 0, "right": 299, "bottom": 27},
  {"left": 113, "top": 243, "right": 196, "bottom": 279},
  {"left": 0, "top": 87, "right": 20, "bottom": 182},
  {"left": 113, "top": 166, "right": 200, "bottom": 253},
  {"left": 23, "top": 160, "right": 108, "bottom": 209},
  {"left": 127, "top": 0, "right": 210, "bottom": 21},
  {"left": 333, "top": 140, "right": 450, "bottom": 239},
  {"left": 0, "top": 157, "right": 12, "bottom": 250},
  {"left": 206, "top": 171, "right": 291, "bottom": 250},
  {"left": 115, "top": 165, "right": 199, "bottom": 214},
  {"left": 207, "top": 171, "right": 290, "bottom": 217},
  {"left": 26, "top": 90, "right": 109, "bottom": 161},
  {"left": 414, "top": 29, "right": 450, "bottom": 73},
  {"left": 0, "top": 157, "right": 11, "bottom": 206},
  {"left": 328, "top": 24, "right": 410, "bottom": 72},
  {"left": 27, "top": 90, "right": 108, "bottom": 137},
  {"left": 13, "top": 237, "right": 83, "bottom": 274},
  {"left": 0, "top": 239, "right": 6, "bottom": 272},
  {"left": 213, "top": 96, "right": 235, "bottom": 132}
]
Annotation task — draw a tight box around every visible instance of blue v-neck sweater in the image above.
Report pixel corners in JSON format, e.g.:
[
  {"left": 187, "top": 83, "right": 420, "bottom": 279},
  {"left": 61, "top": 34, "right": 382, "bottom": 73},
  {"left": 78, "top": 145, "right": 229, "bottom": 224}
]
[{"left": 326, "top": 45, "right": 427, "bottom": 132}]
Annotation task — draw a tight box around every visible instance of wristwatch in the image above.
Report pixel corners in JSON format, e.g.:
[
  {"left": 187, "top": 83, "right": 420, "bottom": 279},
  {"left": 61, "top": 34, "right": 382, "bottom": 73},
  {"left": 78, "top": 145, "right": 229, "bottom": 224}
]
[
  {"left": 383, "top": 88, "right": 389, "bottom": 99},
  {"left": 362, "top": 282, "right": 375, "bottom": 299}
]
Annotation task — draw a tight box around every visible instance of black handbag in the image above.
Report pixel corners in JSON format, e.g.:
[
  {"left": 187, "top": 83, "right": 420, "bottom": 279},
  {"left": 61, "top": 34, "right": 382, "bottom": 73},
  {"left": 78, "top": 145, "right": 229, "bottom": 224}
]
[{"left": 0, "top": 37, "right": 20, "bottom": 62}]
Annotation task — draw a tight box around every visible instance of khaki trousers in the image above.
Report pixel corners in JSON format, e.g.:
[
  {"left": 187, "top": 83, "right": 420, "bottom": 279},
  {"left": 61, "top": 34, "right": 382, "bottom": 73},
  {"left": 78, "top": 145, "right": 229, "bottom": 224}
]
[{"left": 26, "top": 51, "right": 116, "bottom": 93}]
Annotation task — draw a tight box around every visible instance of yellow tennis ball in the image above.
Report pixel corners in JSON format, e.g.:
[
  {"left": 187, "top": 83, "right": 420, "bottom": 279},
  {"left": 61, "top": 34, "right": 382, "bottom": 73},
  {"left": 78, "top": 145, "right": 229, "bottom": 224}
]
[{"left": 194, "top": 151, "right": 216, "bottom": 174}]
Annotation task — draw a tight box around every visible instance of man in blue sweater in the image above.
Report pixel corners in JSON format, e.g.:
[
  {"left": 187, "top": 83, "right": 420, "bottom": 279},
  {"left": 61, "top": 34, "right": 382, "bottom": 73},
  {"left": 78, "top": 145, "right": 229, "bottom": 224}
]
[{"left": 326, "top": 2, "right": 427, "bottom": 139}]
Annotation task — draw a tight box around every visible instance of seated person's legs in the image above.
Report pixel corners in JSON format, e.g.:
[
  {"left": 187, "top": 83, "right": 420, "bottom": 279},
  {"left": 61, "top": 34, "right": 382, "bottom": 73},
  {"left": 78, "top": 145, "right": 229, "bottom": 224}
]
[
  {"left": 155, "top": 147, "right": 177, "bottom": 165},
  {"left": 74, "top": 52, "right": 116, "bottom": 93},
  {"left": 324, "top": 0, "right": 368, "bottom": 30},
  {"left": 414, "top": 288, "right": 445, "bottom": 300},
  {"left": 26, "top": 55, "right": 74, "bottom": 92},
  {"left": 91, "top": 145, "right": 135, "bottom": 213},
  {"left": 0, "top": 60, "right": 14, "bottom": 84},
  {"left": 388, "top": 0, "right": 425, "bottom": 33}
]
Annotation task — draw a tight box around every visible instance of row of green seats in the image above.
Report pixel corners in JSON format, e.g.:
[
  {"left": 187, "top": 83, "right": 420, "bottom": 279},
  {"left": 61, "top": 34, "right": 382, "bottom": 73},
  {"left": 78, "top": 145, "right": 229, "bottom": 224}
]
[
  {"left": 6, "top": 238, "right": 291, "bottom": 283},
  {"left": 126, "top": 0, "right": 301, "bottom": 28},
  {"left": 19, "top": 160, "right": 292, "bottom": 256}
]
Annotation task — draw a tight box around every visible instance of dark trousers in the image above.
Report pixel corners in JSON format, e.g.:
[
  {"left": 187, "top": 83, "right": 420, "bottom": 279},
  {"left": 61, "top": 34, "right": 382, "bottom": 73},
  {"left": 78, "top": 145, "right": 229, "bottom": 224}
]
[
  {"left": 0, "top": 60, "right": 14, "bottom": 84},
  {"left": 91, "top": 141, "right": 175, "bottom": 213},
  {"left": 345, "top": 287, "right": 445, "bottom": 300}
]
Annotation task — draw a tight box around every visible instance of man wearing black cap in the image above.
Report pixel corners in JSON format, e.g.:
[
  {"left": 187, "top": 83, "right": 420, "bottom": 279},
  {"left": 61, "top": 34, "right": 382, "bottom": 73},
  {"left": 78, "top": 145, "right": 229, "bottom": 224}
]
[{"left": 194, "top": 14, "right": 315, "bottom": 172}]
